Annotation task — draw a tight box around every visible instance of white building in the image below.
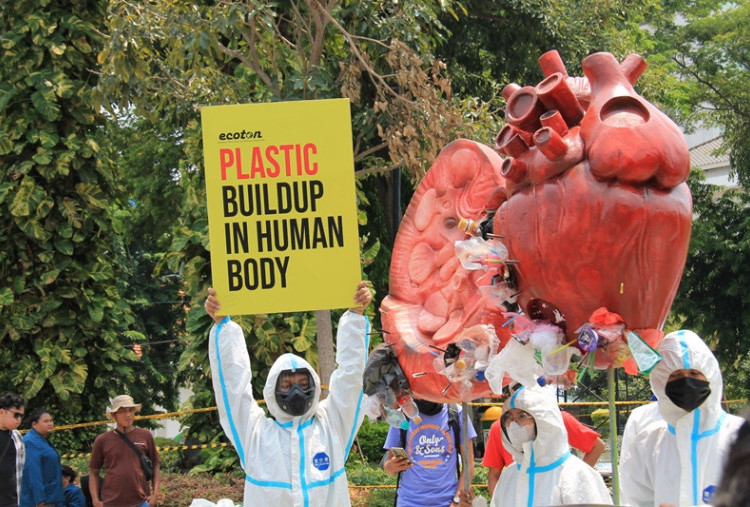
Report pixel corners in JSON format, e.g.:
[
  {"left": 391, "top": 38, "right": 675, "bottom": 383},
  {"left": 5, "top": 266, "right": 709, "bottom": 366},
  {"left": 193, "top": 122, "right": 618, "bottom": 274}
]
[{"left": 686, "top": 127, "right": 737, "bottom": 188}]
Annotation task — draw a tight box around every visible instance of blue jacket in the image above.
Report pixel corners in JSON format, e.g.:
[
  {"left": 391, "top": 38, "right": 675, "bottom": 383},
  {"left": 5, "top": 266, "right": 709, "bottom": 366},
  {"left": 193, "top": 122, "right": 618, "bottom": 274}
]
[
  {"left": 20, "top": 429, "right": 64, "bottom": 506},
  {"left": 59, "top": 483, "right": 86, "bottom": 507}
]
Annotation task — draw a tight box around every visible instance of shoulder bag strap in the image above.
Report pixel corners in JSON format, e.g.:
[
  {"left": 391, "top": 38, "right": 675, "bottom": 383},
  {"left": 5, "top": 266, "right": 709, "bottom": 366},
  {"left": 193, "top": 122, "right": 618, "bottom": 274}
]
[
  {"left": 448, "top": 405, "right": 461, "bottom": 479},
  {"left": 114, "top": 429, "right": 145, "bottom": 458},
  {"left": 394, "top": 427, "right": 408, "bottom": 506}
]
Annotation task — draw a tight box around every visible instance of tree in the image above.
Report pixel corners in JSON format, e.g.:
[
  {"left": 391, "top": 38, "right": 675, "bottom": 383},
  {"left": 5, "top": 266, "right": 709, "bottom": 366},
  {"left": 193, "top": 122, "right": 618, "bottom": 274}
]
[
  {"left": 670, "top": 172, "right": 750, "bottom": 398},
  {"left": 0, "top": 0, "right": 142, "bottom": 450},
  {"left": 437, "top": 0, "right": 666, "bottom": 115},
  {"left": 650, "top": 1, "right": 750, "bottom": 186},
  {"left": 640, "top": 1, "right": 750, "bottom": 397},
  {"left": 106, "top": 113, "right": 193, "bottom": 413}
]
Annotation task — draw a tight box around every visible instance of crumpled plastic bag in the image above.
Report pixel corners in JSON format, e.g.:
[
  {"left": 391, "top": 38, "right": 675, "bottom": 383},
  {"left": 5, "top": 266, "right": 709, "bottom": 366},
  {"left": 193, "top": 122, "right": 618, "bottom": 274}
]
[
  {"left": 362, "top": 343, "right": 410, "bottom": 397},
  {"left": 484, "top": 338, "right": 542, "bottom": 393},
  {"left": 529, "top": 323, "right": 575, "bottom": 376},
  {"left": 454, "top": 237, "right": 509, "bottom": 271}
]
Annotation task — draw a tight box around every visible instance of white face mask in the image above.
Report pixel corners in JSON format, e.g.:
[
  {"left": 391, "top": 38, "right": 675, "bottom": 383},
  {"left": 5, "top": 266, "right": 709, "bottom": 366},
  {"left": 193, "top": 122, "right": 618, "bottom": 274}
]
[{"left": 506, "top": 421, "right": 536, "bottom": 446}]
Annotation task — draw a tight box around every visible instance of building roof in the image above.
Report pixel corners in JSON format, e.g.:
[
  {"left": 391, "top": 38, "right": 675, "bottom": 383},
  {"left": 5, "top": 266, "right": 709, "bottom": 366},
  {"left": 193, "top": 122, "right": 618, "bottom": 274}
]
[{"left": 690, "top": 136, "right": 730, "bottom": 170}]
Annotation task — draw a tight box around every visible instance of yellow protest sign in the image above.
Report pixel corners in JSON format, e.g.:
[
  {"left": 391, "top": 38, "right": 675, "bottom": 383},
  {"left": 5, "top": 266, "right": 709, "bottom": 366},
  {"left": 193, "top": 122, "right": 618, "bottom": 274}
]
[{"left": 201, "top": 99, "right": 361, "bottom": 315}]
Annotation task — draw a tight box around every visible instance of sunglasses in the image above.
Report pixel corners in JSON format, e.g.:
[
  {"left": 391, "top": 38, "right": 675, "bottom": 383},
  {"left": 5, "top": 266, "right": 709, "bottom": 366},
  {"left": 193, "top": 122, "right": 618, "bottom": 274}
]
[{"left": 4, "top": 409, "right": 24, "bottom": 420}]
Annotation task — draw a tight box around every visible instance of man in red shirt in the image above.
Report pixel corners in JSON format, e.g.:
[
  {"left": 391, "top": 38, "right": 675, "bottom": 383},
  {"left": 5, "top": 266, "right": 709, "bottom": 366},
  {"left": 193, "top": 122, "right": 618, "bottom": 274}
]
[{"left": 482, "top": 384, "right": 605, "bottom": 497}]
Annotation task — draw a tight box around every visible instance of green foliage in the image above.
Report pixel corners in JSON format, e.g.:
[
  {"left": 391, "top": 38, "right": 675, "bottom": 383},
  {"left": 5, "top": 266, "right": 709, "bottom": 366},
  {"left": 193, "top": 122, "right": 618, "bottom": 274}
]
[
  {"left": 95, "top": 0, "right": 477, "bottom": 444},
  {"left": 346, "top": 461, "right": 397, "bottom": 507},
  {"left": 352, "top": 419, "right": 391, "bottom": 464},
  {"left": 437, "top": 0, "right": 663, "bottom": 114},
  {"left": 0, "top": 0, "right": 149, "bottom": 450},
  {"left": 60, "top": 454, "right": 90, "bottom": 484},
  {"left": 651, "top": 1, "right": 750, "bottom": 186},
  {"left": 670, "top": 171, "right": 750, "bottom": 398},
  {"left": 188, "top": 445, "right": 244, "bottom": 478},
  {"left": 154, "top": 437, "right": 183, "bottom": 474}
]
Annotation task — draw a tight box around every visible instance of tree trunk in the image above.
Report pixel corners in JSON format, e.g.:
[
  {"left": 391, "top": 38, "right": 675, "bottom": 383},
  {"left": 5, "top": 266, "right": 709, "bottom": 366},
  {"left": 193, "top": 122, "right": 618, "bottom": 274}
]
[{"left": 316, "top": 309, "right": 334, "bottom": 399}]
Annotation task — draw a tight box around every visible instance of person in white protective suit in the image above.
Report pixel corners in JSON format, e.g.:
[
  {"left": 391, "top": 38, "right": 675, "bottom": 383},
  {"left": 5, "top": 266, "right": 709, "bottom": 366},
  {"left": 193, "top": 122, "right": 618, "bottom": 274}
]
[
  {"left": 491, "top": 384, "right": 612, "bottom": 506},
  {"left": 619, "top": 329, "right": 744, "bottom": 507},
  {"left": 620, "top": 400, "right": 662, "bottom": 461},
  {"left": 205, "top": 282, "right": 372, "bottom": 507}
]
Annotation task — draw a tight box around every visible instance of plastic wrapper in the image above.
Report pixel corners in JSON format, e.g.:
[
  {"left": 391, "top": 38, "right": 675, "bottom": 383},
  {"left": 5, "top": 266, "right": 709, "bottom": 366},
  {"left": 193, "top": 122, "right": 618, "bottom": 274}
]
[
  {"left": 479, "top": 281, "right": 518, "bottom": 307},
  {"left": 361, "top": 394, "right": 384, "bottom": 422},
  {"left": 529, "top": 323, "right": 574, "bottom": 375},
  {"left": 363, "top": 344, "right": 410, "bottom": 397},
  {"left": 485, "top": 337, "right": 542, "bottom": 393},
  {"left": 189, "top": 500, "right": 238, "bottom": 507},
  {"left": 537, "top": 369, "right": 578, "bottom": 389},
  {"left": 502, "top": 312, "right": 537, "bottom": 344},
  {"left": 577, "top": 325, "right": 599, "bottom": 351},
  {"left": 625, "top": 330, "right": 662, "bottom": 374},
  {"left": 455, "top": 237, "right": 509, "bottom": 271},
  {"left": 431, "top": 324, "right": 500, "bottom": 400}
]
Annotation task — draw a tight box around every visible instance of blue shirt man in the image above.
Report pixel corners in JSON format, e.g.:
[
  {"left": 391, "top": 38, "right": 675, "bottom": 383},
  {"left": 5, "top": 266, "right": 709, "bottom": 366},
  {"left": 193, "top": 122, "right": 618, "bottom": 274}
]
[{"left": 383, "top": 402, "right": 476, "bottom": 507}]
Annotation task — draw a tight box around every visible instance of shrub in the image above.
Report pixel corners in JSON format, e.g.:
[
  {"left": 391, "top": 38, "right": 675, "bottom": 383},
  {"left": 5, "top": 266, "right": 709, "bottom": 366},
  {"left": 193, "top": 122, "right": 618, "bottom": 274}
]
[
  {"left": 158, "top": 472, "right": 244, "bottom": 506},
  {"left": 155, "top": 437, "right": 183, "bottom": 473},
  {"left": 352, "top": 418, "right": 390, "bottom": 464},
  {"left": 346, "top": 461, "right": 396, "bottom": 507}
]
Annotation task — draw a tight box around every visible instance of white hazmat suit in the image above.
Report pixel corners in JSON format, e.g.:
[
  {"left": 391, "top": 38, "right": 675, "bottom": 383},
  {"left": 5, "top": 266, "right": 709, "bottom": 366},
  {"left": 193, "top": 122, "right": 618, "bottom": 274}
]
[
  {"left": 619, "top": 329, "right": 743, "bottom": 506},
  {"left": 209, "top": 311, "right": 370, "bottom": 507},
  {"left": 492, "top": 385, "right": 612, "bottom": 506},
  {"left": 620, "top": 401, "right": 662, "bottom": 461}
]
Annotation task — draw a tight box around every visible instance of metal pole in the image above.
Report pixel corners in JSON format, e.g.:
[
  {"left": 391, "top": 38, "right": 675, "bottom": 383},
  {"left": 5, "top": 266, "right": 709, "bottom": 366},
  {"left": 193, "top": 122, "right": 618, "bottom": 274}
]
[
  {"left": 461, "top": 402, "right": 471, "bottom": 493},
  {"left": 608, "top": 368, "right": 620, "bottom": 505}
]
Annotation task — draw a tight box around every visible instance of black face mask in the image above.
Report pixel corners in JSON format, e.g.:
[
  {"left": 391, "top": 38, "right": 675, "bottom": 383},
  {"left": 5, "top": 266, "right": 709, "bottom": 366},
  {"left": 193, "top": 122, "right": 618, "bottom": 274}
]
[
  {"left": 665, "top": 376, "right": 711, "bottom": 412},
  {"left": 275, "top": 370, "right": 315, "bottom": 416},
  {"left": 414, "top": 400, "right": 443, "bottom": 416}
]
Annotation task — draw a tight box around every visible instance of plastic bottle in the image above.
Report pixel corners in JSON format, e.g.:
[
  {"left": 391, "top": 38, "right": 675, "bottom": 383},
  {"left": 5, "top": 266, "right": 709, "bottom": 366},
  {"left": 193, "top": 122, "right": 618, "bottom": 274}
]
[
  {"left": 384, "top": 407, "right": 409, "bottom": 429},
  {"left": 455, "top": 338, "right": 478, "bottom": 370},
  {"left": 396, "top": 394, "right": 422, "bottom": 424},
  {"left": 458, "top": 217, "right": 482, "bottom": 236}
]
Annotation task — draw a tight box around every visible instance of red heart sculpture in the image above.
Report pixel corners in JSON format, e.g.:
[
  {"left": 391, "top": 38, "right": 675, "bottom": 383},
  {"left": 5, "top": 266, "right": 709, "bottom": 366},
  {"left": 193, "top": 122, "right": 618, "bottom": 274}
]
[{"left": 494, "top": 51, "right": 692, "bottom": 368}]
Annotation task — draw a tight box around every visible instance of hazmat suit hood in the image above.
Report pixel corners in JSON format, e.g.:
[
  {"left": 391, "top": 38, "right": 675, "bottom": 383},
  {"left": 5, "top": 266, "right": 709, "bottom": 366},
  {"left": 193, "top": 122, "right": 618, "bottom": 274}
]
[
  {"left": 263, "top": 353, "right": 322, "bottom": 423},
  {"left": 501, "top": 385, "right": 569, "bottom": 466},
  {"left": 650, "top": 329, "right": 723, "bottom": 426}
]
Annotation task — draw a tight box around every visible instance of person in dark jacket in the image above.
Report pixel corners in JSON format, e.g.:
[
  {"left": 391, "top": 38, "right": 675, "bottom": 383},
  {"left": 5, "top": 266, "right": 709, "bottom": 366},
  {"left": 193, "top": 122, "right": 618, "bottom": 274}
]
[
  {"left": 0, "top": 392, "right": 25, "bottom": 507},
  {"left": 60, "top": 465, "right": 86, "bottom": 507},
  {"left": 20, "top": 409, "right": 64, "bottom": 507}
]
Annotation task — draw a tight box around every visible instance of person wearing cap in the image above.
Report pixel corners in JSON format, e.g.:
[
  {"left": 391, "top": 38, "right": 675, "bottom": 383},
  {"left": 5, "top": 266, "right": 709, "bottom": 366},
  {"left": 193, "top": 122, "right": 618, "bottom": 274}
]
[
  {"left": 619, "top": 329, "right": 744, "bottom": 507},
  {"left": 88, "top": 395, "right": 160, "bottom": 507},
  {"left": 491, "top": 384, "right": 611, "bottom": 506},
  {"left": 205, "top": 281, "right": 372, "bottom": 507},
  {"left": 0, "top": 392, "right": 25, "bottom": 507}
]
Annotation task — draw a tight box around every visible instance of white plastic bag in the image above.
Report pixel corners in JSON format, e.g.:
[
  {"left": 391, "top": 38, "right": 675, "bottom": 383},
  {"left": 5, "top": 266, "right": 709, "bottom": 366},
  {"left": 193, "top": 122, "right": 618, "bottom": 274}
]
[
  {"left": 484, "top": 338, "right": 541, "bottom": 393},
  {"left": 189, "top": 499, "right": 239, "bottom": 507}
]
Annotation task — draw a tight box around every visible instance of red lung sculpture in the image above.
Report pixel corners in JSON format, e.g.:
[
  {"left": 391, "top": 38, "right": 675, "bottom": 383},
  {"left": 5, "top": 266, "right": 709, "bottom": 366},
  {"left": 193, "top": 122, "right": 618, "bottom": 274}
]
[
  {"left": 380, "top": 51, "right": 692, "bottom": 401},
  {"left": 380, "top": 140, "right": 511, "bottom": 402}
]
